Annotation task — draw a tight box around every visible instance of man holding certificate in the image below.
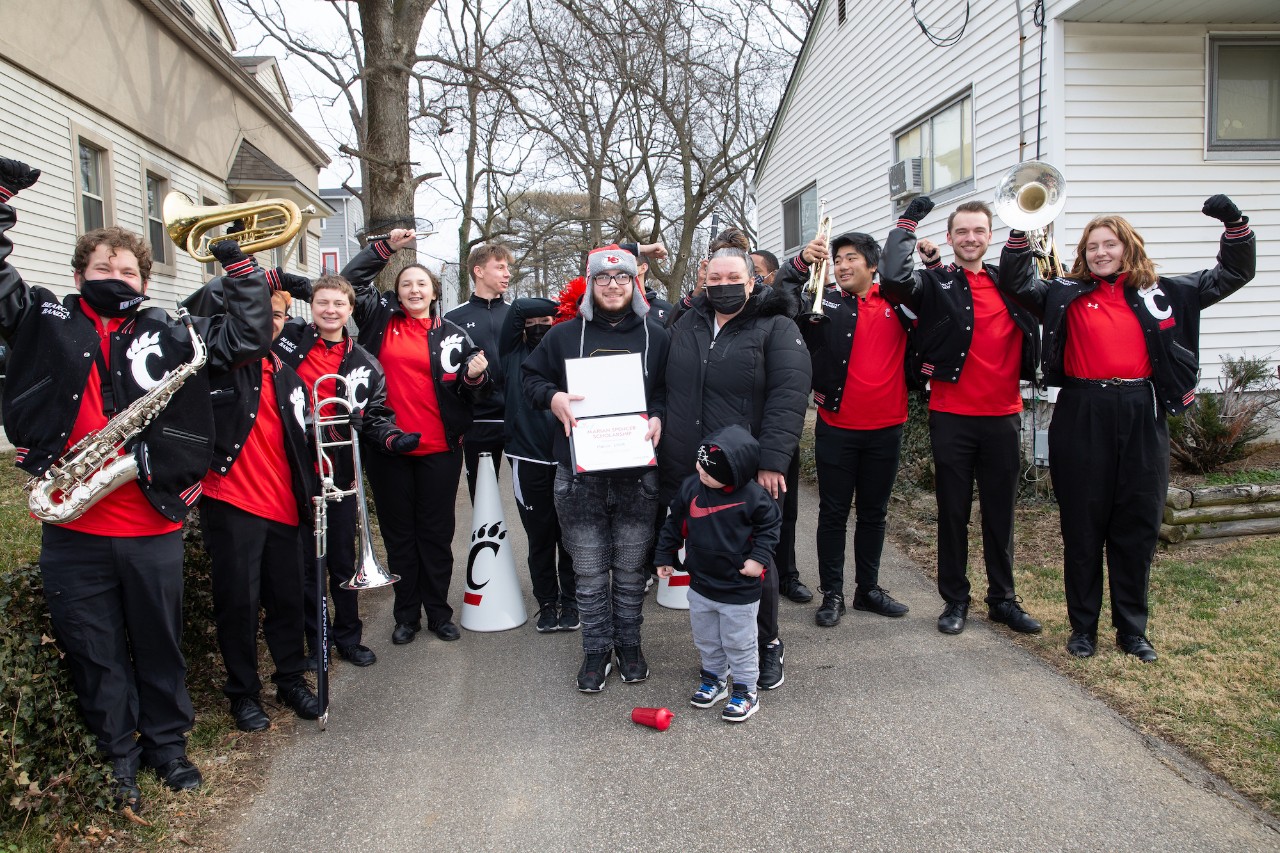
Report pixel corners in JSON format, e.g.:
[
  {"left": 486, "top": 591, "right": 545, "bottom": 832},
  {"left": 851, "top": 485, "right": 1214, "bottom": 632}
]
[{"left": 523, "top": 247, "right": 670, "bottom": 693}]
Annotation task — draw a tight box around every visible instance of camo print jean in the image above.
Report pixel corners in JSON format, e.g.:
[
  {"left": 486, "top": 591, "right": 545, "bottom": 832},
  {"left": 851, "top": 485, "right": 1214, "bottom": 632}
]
[{"left": 554, "top": 465, "right": 660, "bottom": 654}]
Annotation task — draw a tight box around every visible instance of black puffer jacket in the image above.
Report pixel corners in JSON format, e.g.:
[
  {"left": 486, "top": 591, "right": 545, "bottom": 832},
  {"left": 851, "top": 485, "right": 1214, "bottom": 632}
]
[
  {"left": 880, "top": 227, "right": 1038, "bottom": 386},
  {"left": 654, "top": 424, "right": 781, "bottom": 605},
  {"left": 997, "top": 226, "right": 1255, "bottom": 414},
  {"left": 499, "top": 297, "right": 559, "bottom": 463},
  {"left": 659, "top": 286, "right": 810, "bottom": 494}
]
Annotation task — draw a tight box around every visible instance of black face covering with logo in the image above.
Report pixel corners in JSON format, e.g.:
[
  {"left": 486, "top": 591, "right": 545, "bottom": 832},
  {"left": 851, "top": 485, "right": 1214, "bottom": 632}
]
[{"left": 80, "top": 277, "right": 148, "bottom": 317}]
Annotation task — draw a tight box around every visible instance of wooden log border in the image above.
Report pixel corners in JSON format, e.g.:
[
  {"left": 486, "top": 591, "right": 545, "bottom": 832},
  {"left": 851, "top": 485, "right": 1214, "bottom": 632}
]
[{"left": 1161, "top": 483, "right": 1280, "bottom": 543}]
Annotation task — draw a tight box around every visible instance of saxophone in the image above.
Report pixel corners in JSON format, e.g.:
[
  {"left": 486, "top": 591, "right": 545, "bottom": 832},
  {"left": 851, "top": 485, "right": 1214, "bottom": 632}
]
[{"left": 27, "top": 309, "right": 208, "bottom": 523}]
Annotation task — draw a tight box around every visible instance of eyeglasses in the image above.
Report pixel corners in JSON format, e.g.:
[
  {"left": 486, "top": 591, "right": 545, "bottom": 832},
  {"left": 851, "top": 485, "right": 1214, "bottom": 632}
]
[{"left": 592, "top": 273, "right": 632, "bottom": 288}]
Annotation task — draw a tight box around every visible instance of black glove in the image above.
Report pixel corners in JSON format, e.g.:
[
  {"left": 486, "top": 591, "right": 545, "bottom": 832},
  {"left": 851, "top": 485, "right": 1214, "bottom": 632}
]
[
  {"left": 0, "top": 158, "right": 41, "bottom": 196},
  {"left": 278, "top": 270, "right": 313, "bottom": 301},
  {"left": 1202, "top": 194, "right": 1242, "bottom": 224},
  {"left": 210, "top": 239, "right": 257, "bottom": 276},
  {"left": 389, "top": 432, "right": 421, "bottom": 454},
  {"left": 346, "top": 411, "right": 364, "bottom": 431},
  {"left": 900, "top": 195, "right": 935, "bottom": 225}
]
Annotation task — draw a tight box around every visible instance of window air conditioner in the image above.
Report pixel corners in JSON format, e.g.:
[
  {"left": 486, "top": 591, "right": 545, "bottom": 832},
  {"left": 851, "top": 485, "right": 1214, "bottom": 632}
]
[{"left": 889, "top": 158, "right": 924, "bottom": 201}]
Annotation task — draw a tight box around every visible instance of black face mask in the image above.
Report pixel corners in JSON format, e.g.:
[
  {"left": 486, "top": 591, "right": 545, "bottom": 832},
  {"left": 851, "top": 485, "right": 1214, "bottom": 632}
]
[
  {"left": 524, "top": 323, "right": 550, "bottom": 348},
  {"left": 706, "top": 283, "right": 747, "bottom": 315},
  {"left": 594, "top": 306, "right": 629, "bottom": 324},
  {"left": 80, "top": 277, "right": 148, "bottom": 317}
]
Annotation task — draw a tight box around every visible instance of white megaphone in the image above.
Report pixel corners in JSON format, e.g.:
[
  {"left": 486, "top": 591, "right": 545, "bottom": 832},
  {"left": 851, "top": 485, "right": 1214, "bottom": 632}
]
[
  {"left": 460, "top": 453, "right": 527, "bottom": 632},
  {"left": 657, "top": 542, "right": 691, "bottom": 610}
]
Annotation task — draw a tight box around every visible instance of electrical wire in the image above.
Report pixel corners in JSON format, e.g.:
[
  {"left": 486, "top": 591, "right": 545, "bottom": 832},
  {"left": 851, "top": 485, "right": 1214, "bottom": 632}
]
[{"left": 911, "top": 0, "right": 971, "bottom": 48}]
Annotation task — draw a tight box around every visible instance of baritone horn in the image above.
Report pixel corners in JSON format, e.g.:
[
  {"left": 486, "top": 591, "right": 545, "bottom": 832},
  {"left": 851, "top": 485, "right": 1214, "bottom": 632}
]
[
  {"left": 992, "top": 160, "right": 1067, "bottom": 279},
  {"left": 163, "top": 191, "right": 307, "bottom": 263},
  {"left": 805, "top": 199, "right": 832, "bottom": 316}
]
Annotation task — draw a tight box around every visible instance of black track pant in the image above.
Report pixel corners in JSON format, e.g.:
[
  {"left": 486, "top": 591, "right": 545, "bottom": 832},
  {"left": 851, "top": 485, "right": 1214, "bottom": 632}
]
[
  {"left": 929, "top": 411, "right": 1021, "bottom": 605},
  {"left": 200, "top": 499, "right": 307, "bottom": 700},
  {"left": 365, "top": 448, "right": 464, "bottom": 627},
  {"left": 815, "top": 420, "right": 903, "bottom": 595},
  {"left": 462, "top": 421, "right": 505, "bottom": 501},
  {"left": 1050, "top": 384, "right": 1166, "bottom": 637},
  {"left": 39, "top": 526, "right": 192, "bottom": 769},
  {"left": 774, "top": 450, "right": 802, "bottom": 587},
  {"left": 510, "top": 457, "right": 575, "bottom": 606},
  {"left": 303, "top": 495, "right": 362, "bottom": 650}
]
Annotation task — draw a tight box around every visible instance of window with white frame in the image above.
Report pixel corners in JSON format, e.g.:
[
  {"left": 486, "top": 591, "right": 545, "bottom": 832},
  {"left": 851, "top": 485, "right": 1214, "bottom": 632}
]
[
  {"left": 782, "top": 184, "right": 818, "bottom": 254},
  {"left": 1209, "top": 37, "right": 1280, "bottom": 152},
  {"left": 145, "top": 172, "right": 169, "bottom": 265},
  {"left": 894, "top": 93, "right": 974, "bottom": 201},
  {"left": 78, "top": 141, "right": 107, "bottom": 232}
]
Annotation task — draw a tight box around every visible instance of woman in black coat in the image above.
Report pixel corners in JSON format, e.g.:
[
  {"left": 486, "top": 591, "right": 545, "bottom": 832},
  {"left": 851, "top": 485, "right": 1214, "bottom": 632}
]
[{"left": 660, "top": 248, "right": 811, "bottom": 690}]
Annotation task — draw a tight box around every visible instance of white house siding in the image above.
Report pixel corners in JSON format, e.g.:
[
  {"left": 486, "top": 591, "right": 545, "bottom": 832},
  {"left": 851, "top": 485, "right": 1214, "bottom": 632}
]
[
  {"left": 1061, "top": 22, "right": 1280, "bottom": 384},
  {"left": 755, "top": 1, "right": 1050, "bottom": 265},
  {"left": 0, "top": 60, "right": 234, "bottom": 308}
]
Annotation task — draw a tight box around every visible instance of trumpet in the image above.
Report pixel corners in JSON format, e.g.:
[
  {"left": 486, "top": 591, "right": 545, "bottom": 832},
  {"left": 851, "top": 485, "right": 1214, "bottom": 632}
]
[
  {"left": 163, "top": 191, "right": 307, "bottom": 263},
  {"left": 805, "top": 199, "right": 833, "bottom": 316},
  {"left": 992, "top": 160, "right": 1067, "bottom": 279},
  {"left": 309, "top": 372, "right": 399, "bottom": 729}
]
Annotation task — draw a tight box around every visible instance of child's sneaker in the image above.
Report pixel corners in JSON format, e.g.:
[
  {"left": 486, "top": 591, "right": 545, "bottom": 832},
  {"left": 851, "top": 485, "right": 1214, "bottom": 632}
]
[
  {"left": 721, "top": 684, "right": 758, "bottom": 722},
  {"left": 690, "top": 670, "right": 729, "bottom": 708}
]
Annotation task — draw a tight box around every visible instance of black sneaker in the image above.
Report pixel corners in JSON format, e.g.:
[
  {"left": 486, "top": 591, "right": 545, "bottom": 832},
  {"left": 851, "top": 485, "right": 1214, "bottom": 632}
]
[
  {"left": 852, "top": 585, "right": 909, "bottom": 617},
  {"left": 576, "top": 649, "right": 613, "bottom": 692},
  {"left": 557, "top": 605, "right": 580, "bottom": 632},
  {"left": 535, "top": 602, "right": 559, "bottom": 633},
  {"left": 615, "top": 644, "right": 649, "bottom": 683},
  {"left": 815, "top": 590, "right": 845, "bottom": 627},
  {"left": 721, "top": 683, "right": 759, "bottom": 722},
  {"left": 988, "top": 597, "right": 1043, "bottom": 634},
  {"left": 758, "top": 639, "right": 784, "bottom": 690},
  {"left": 690, "top": 670, "right": 730, "bottom": 708}
]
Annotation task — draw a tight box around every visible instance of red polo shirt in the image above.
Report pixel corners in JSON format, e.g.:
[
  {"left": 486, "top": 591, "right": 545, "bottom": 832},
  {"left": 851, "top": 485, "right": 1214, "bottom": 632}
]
[
  {"left": 1064, "top": 274, "right": 1152, "bottom": 379},
  {"left": 380, "top": 315, "right": 449, "bottom": 454},
  {"left": 818, "top": 284, "right": 908, "bottom": 430},
  {"left": 929, "top": 268, "right": 1023, "bottom": 416}
]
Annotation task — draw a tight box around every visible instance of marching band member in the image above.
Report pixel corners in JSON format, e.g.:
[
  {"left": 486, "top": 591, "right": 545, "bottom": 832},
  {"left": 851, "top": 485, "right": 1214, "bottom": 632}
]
[
  {"left": 781, "top": 231, "right": 914, "bottom": 627},
  {"left": 181, "top": 274, "right": 321, "bottom": 732},
  {"left": 500, "top": 294, "right": 576, "bottom": 632},
  {"left": 998, "top": 197, "right": 1255, "bottom": 662},
  {"left": 273, "top": 274, "right": 421, "bottom": 668},
  {"left": 343, "top": 232, "right": 491, "bottom": 646},
  {"left": 880, "top": 197, "right": 1042, "bottom": 638},
  {"left": 0, "top": 158, "right": 272, "bottom": 812},
  {"left": 446, "top": 243, "right": 511, "bottom": 499}
]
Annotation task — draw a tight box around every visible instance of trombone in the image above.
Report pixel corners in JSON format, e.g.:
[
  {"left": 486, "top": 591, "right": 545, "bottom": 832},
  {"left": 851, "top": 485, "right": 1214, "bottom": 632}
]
[
  {"left": 309, "top": 372, "right": 400, "bottom": 730},
  {"left": 804, "top": 199, "right": 833, "bottom": 317},
  {"left": 992, "top": 160, "right": 1067, "bottom": 279}
]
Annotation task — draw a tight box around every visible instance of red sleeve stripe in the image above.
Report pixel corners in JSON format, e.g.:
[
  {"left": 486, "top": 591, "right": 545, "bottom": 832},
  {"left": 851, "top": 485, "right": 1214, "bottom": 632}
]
[
  {"left": 895, "top": 219, "right": 918, "bottom": 233},
  {"left": 791, "top": 256, "right": 809, "bottom": 273},
  {"left": 925, "top": 257, "right": 943, "bottom": 269},
  {"left": 0, "top": 187, "right": 11, "bottom": 203},
  {"left": 1224, "top": 224, "right": 1252, "bottom": 240},
  {"left": 180, "top": 482, "right": 203, "bottom": 505},
  {"left": 373, "top": 240, "right": 393, "bottom": 260},
  {"left": 1004, "top": 235, "right": 1030, "bottom": 250},
  {"left": 225, "top": 257, "right": 256, "bottom": 278},
  {"left": 265, "top": 268, "right": 281, "bottom": 290}
]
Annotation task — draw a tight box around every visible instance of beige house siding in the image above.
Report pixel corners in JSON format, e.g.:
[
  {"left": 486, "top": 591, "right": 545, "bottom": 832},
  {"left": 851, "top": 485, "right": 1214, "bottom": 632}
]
[{"left": 1, "top": 0, "right": 328, "bottom": 306}]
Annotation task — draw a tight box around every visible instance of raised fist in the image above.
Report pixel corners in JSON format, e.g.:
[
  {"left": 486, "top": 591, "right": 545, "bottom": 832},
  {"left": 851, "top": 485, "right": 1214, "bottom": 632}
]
[
  {"left": 278, "top": 270, "right": 313, "bottom": 301},
  {"left": 900, "top": 195, "right": 935, "bottom": 225},
  {"left": 0, "top": 158, "right": 41, "bottom": 196},
  {"left": 210, "top": 239, "right": 256, "bottom": 276},
  {"left": 1201, "top": 195, "right": 1242, "bottom": 224}
]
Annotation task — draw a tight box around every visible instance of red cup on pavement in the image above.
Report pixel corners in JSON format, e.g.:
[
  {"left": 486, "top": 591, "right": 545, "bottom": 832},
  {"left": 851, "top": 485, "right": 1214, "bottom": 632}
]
[{"left": 631, "top": 706, "right": 674, "bottom": 731}]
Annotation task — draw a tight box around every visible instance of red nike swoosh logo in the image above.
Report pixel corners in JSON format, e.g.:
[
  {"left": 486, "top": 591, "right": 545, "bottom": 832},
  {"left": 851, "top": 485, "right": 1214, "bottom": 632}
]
[{"left": 689, "top": 497, "right": 745, "bottom": 518}]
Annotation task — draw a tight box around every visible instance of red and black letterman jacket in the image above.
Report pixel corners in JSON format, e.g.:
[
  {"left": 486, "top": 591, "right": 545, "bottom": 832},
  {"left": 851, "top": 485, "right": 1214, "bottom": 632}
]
[
  {"left": 879, "top": 226, "right": 1039, "bottom": 388},
  {"left": 774, "top": 255, "right": 921, "bottom": 411},
  {"left": 181, "top": 281, "right": 319, "bottom": 522},
  {"left": 997, "top": 223, "right": 1255, "bottom": 415},
  {"left": 0, "top": 198, "right": 272, "bottom": 522},
  {"left": 343, "top": 241, "right": 492, "bottom": 448}
]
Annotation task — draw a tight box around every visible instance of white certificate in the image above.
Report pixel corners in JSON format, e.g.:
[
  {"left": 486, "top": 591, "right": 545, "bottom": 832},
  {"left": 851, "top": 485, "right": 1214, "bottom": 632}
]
[
  {"left": 565, "top": 353, "right": 647, "bottom": 418},
  {"left": 570, "top": 414, "right": 656, "bottom": 473}
]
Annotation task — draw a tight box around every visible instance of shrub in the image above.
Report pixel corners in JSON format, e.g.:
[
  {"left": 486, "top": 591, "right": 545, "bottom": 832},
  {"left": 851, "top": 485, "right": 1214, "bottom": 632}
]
[
  {"left": 0, "top": 523, "right": 221, "bottom": 836},
  {"left": 898, "top": 390, "right": 934, "bottom": 490},
  {"left": 1169, "top": 354, "right": 1280, "bottom": 474}
]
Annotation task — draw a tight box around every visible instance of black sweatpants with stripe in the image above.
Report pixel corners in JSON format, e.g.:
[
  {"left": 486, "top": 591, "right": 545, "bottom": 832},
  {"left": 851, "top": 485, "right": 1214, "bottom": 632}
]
[{"left": 1050, "top": 384, "right": 1167, "bottom": 638}]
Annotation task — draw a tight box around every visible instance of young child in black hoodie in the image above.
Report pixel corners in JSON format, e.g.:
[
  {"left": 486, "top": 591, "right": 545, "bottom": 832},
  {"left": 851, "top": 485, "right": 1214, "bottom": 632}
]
[{"left": 655, "top": 424, "right": 782, "bottom": 722}]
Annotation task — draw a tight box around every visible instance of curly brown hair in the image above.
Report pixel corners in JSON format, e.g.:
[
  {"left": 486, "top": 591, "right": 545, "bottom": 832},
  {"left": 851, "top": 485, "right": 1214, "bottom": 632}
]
[
  {"left": 1066, "top": 215, "right": 1157, "bottom": 290},
  {"left": 72, "top": 227, "right": 153, "bottom": 281}
]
